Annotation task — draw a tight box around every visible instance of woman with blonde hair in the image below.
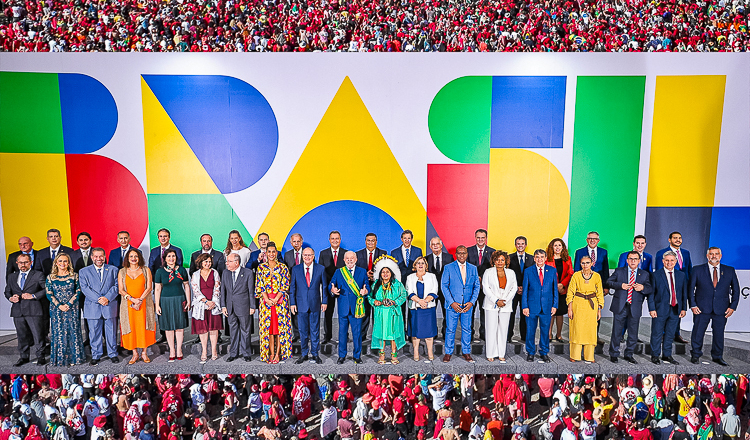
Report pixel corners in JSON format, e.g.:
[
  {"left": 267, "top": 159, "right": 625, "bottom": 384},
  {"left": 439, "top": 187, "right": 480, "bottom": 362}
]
[
  {"left": 405, "top": 256, "right": 438, "bottom": 362},
  {"left": 46, "top": 252, "right": 85, "bottom": 367},
  {"left": 119, "top": 248, "right": 155, "bottom": 364},
  {"left": 224, "top": 230, "right": 252, "bottom": 267}
]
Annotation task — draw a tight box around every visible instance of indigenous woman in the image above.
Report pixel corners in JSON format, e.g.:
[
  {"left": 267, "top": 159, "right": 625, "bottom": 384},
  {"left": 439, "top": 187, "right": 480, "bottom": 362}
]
[
  {"left": 546, "top": 238, "right": 574, "bottom": 342},
  {"left": 255, "top": 241, "right": 292, "bottom": 364},
  {"left": 369, "top": 256, "right": 407, "bottom": 364},
  {"left": 405, "top": 256, "right": 438, "bottom": 362},
  {"left": 482, "top": 251, "right": 518, "bottom": 363},
  {"left": 566, "top": 256, "right": 603, "bottom": 363},
  {"left": 154, "top": 249, "right": 190, "bottom": 362},
  {"left": 190, "top": 253, "right": 223, "bottom": 363},
  {"left": 119, "top": 249, "right": 155, "bottom": 364},
  {"left": 45, "top": 252, "right": 85, "bottom": 367},
  {"left": 224, "top": 230, "right": 252, "bottom": 268}
]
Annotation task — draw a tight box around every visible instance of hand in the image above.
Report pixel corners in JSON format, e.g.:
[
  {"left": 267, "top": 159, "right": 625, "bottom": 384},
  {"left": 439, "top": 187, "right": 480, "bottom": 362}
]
[
  {"left": 621, "top": 283, "right": 631, "bottom": 290},
  {"left": 551, "top": 307, "right": 556, "bottom": 315},
  {"left": 597, "top": 308, "right": 601, "bottom": 321},
  {"left": 98, "top": 297, "right": 109, "bottom": 306},
  {"left": 59, "top": 304, "right": 70, "bottom": 312},
  {"left": 691, "top": 306, "right": 701, "bottom": 315},
  {"left": 522, "top": 308, "right": 529, "bottom": 317},
  {"left": 367, "top": 270, "right": 374, "bottom": 280},
  {"left": 331, "top": 286, "right": 340, "bottom": 295},
  {"left": 679, "top": 310, "right": 686, "bottom": 318},
  {"left": 156, "top": 306, "right": 162, "bottom": 316},
  {"left": 496, "top": 300, "right": 505, "bottom": 308},
  {"left": 374, "top": 300, "right": 382, "bottom": 306},
  {"left": 725, "top": 308, "right": 734, "bottom": 318},
  {"left": 222, "top": 307, "right": 229, "bottom": 316},
  {"left": 249, "top": 309, "right": 255, "bottom": 315},
  {"left": 568, "top": 309, "right": 573, "bottom": 319},
  {"left": 451, "top": 302, "right": 462, "bottom": 313},
  {"left": 206, "top": 301, "right": 215, "bottom": 310},
  {"left": 558, "top": 283, "right": 564, "bottom": 294},
  {"left": 291, "top": 305, "right": 297, "bottom": 314},
  {"left": 633, "top": 283, "right": 644, "bottom": 292},
  {"left": 9, "top": 295, "right": 19, "bottom": 303},
  {"left": 321, "top": 304, "right": 328, "bottom": 312},
  {"left": 649, "top": 311, "right": 657, "bottom": 318},
  {"left": 463, "top": 302, "right": 473, "bottom": 313},
  {"left": 517, "top": 286, "right": 523, "bottom": 294},
  {"left": 184, "top": 302, "right": 191, "bottom": 311},
  {"left": 360, "top": 287, "right": 368, "bottom": 296},
  {"left": 21, "top": 293, "right": 33, "bottom": 300}
]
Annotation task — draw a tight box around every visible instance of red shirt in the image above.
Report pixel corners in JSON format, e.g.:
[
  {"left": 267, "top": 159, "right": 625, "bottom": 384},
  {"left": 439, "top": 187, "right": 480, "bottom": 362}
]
[{"left": 414, "top": 403, "right": 430, "bottom": 427}]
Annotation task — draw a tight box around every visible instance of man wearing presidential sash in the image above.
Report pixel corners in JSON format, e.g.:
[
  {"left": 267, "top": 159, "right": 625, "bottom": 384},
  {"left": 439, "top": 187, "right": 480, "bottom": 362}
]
[{"left": 330, "top": 251, "right": 371, "bottom": 364}]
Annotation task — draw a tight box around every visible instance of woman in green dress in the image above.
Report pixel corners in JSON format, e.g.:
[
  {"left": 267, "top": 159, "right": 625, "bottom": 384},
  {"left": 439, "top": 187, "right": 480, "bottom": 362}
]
[
  {"left": 46, "top": 252, "right": 85, "bottom": 367},
  {"left": 369, "top": 256, "right": 407, "bottom": 364}
]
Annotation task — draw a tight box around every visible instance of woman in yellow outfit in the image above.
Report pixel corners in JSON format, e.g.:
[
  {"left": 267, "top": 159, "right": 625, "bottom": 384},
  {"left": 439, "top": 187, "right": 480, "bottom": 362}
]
[{"left": 566, "top": 256, "right": 603, "bottom": 362}]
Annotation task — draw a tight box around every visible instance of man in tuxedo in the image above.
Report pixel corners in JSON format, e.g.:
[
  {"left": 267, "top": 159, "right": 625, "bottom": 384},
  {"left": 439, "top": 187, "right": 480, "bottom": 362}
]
[
  {"left": 441, "top": 245, "right": 480, "bottom": 363},
  {"left": 522, "top": 249, "right": 558, "bottom": 363},
  {"left": 647, "top": 251, "right": 687, "bottom": 365},
  {"left": 319, "top": 231, "right": 346, "bottom": 344},
  {"left": 247, "top": 232, "right": 270, "bottom": 271},
  {"left": 426, "top": 237, "right": 453, "bottom": 337},
  {"left": 508, "top": 236, "right": 533, "bottom": 342},
  {"left": 283, "top": 233, "right": 304, "bottom": 269},
  {"left": 655, "top": 231, "right": 693, "bottom": 344},
  {"left": 189, "top": 234, "right": 226, "bottom": 276},
  {"left": 37, "top": 228, "right": 74, "bottom": 276},
  {"left": 79, "top": 248, "right": 120, "bottom": 365},
  {"left": 688, "top": 247, "right": 740, "bottom": 366},
  {"left": 290, "top": 247, "right": 328, "bottom": 364},
  {"left": 108, "top": 231, "right": 132, "bottom": 269},
  {"left": 573, "top": 231, "right": 610, "bottom": 339},
  {"left": 4, "top": 254, "right": 47, "bottom": 366},
  {"left": 329, "top": 251, "right": 370, "bottom": 364},
  {"left": 148, "top": 228, "right": 184, "bottom": 274},
  {"left": 356, "top": 233, "right": 387, "bottom": 340},
  {"left": 607, "top": 251, "right": 653, "bottom": 363},
  {"left": 221, "top": 253, "right": 256, "bottom": 362},
  {"left": 466, "top": 229, "right": 495, "bottom": 341},
  {"left": 71, "top": 232, "right": 94, "bottom": 273},
  {"left": 6, "top": 236, "right": 39, "bottom": 279}
]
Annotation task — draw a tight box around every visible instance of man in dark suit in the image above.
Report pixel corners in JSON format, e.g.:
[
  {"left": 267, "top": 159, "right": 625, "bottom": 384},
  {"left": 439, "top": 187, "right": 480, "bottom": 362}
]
[
  {"left": 247, "top": 232, "right": 270, "bottom": 271},
  {"left": 220, "top": 253, "right": 256, "bottom": 362},
  {"left": 70, "top": 232, "right": 95, "bottom": 273},
  {"left": 6, "top": 236, "right": 39, "bottom": 279},
  {"left": 148, "top": 228, "right": 184, "bottom": 274},
  {"left": 356, "top": 233, "right": 387, "bottom": 340},
  {"left": 391, "top": 230, "right": 423, "bottom": 334},
  {"left": 466, "top": 229, "right": 495, "bottom": 341},
  {"left": 4, "top": 254, "right": 47, "bottom": 366},
  {"left": 617, "top": 235, "right": 653, "bottom": 272},
  {"left": 508, "top": 236, "right": 533, "bottom": 342},
  {"left": 573, "top": 231, "right": 610, "bottom": 339},
  {"left": 319, "top": 231, "right": 346, "bottom": 344},
  {"left": 521, "top": 249, "right": 558, "bottom": 363},
  {"left": 37, "top": 228, "right": 74, "bottom": 276},
  {"left": 607, "top": 251, "right": 653, "bottom": 363},
  {"left": 108, "top": 231, "right": 133, "bottom": 269},
  {"left": 688, "top": 247, "right": 740, "bottom": 366},
  {"left": 647, "top": 251, "right": 687, "bottom": 365},
  {"left": 189, "top": 234, "right": 226, "bottom": 276},
  {"left": 283, "top": 233, "right": 304, "bottom": 269},
  {"left": 290, "top": 247, "right": 328, "bottom": 364},
  {"left": 329, "top": 251, "right": 370, "bottom": 364},
  {"left": 654, "top": 231, "right": 693, "bottom": 344},
  {"left": 426, "top": 237, "right": 453, "bottom": 338}
]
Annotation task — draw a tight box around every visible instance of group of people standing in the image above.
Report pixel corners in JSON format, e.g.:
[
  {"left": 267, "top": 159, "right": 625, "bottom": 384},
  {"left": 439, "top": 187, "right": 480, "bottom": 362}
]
[{"left": 3, "top": 226, "right": 742, "bottom": 367}]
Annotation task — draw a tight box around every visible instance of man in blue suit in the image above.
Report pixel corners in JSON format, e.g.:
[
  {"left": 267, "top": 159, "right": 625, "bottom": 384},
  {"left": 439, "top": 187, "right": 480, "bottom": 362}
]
[
  {"left": 521, "top": 249, "right": 558, "bottom": 363},
  {"left": 688, "top": 247, "right": 740, "bottom": 366},
  {"left": 290, "top": 247, "right": 328, "bottom": 364},
  {"left": 329, "top": 251, "right": 370, "bottom": 364},
  {"left": 441, "top": 245, "right": 480, "bottom": 363},
  {"left": 617, "top": 235, "right": 653, "bottom": 271},
  {"left": 391, "top": 230, "right": 423, "bottom": 335},
  {"left": 108, "top": 231, "right": 133, "bottom": 269},
  {"left": 655, "top": 231, "right": 693, "bottom": 344},
  {"left": 648, "top": 251, "right": 687, "bottom": 365},
  {"left": 607, "top": 251, "right": 653, "bottom": 363},
  {"left": 79, "top": 248, "right": 120, "bottom": 365},
  {"left": 148, "top": 228, "right": 183, "bottom": 273},
  {"left": 574, "top": 231, "right": 610, "bottom": 282},
  {"left": 247, "top": 232, "right": 270, "bottom": 271}
]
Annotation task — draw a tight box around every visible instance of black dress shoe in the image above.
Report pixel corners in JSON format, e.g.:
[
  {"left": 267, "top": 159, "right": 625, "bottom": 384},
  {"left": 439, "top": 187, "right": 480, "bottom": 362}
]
[
  {"left": 226, "top": 356, "right": 238, "bottom": 362},
  {"left": 313, "top": 356, "right": 323, "bottom": 364},
  {"left": 690, "top": 356, "right": 700, "bottom": 364},
  {"left": 610, "top": 356, "right": 618, "bottom": 363},
  {"left": 713, "top": 358, "right": 729, "bottom": 366},
  {"left": 13, "top": 358, "right": 29, "bottom": 367},
  {"left": 674, "top": 335, "right": 688, "bottom": 344},
  {"left": 353, "top": 358, "right": 363, "bottom": 364},
  {"left": 243, "top": 356, "right": 252, "bottom": 362},
  {"left": 526, "top": 354, "right": 534, "bottom": 362},
  {"left": 90, "top": 358, "right": 100, "bottom": 366},
  {"left": 651, "top": 357, "right": 660, "bottom": 365},
  {"left": 623, "top": 356, "right": 637, "bottom": 364},
  {"left": 662, "top": 356, "right": 679, "bottom": 365},
  {"left": 295, "top": 356, "right": 309, "bottom": 364},
  {"left": 36, "top": 357, "right": 47, "bottom": 366},
  {"left": 110, "top": 356, "right": 120, "bottom": 364},
  {"left": 540, "top": 355, "right": 551, "bottom": 363},
  {"left": 636, "top": 338, "right": 644, "bottom": 343},
  {"left": 337, "top": 358, "right": 345, "bottom": 364}
]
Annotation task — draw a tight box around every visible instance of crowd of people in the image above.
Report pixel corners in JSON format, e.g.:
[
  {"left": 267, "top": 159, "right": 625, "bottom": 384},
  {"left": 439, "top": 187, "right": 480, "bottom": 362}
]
[
  {"left": 1, "top": 373, "right": 750, "bottom": 440},
  {"left": 3, "top": 226, "right": 742, "bottom": 367},
  {"left": 1, "top": 0, "right": 749, "bottom": 52}
]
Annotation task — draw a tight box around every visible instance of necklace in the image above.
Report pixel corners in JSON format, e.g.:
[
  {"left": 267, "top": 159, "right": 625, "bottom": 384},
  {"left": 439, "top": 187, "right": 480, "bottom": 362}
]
[{"left": 582, "top": 271, "right": 593, "bottom": 283}]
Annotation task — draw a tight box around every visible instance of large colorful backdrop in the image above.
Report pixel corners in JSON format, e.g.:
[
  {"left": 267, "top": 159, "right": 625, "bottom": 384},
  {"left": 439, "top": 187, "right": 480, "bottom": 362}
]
[{"left": 1, "top": 54, "right": 748, "bottom": 330}]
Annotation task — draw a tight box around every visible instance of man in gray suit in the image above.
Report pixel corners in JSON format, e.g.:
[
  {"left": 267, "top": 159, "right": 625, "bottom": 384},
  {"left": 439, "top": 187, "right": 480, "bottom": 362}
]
[
  {"left": 79, "top": 248, "right": 120, "bottom": 365},
  {"left": 4, "top": 254, "right": 47, "bottom": 366},
  {"left": 221, "top": 253, "right": 256, "bottom": 362}
]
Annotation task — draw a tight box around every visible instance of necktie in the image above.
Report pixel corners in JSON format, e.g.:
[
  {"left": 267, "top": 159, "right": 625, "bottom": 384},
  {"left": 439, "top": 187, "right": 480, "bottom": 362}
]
[
  {"left": 19, "top": 272, "right": 26, "bottom": 290},
  {"left": 713, "top": 266, "right": 718, "bottom": 288},
  {"left": 295, "top": 252, "right": 300, "bottom": 266},
  {"left": 333, "top": 250, "right": 338, "bottom": 266},
  {"left": 83, "top": 251, "right": 89, "bottom": 266},
  {"left": 520, "top": 254, "right": 524, "bottom": 266},
  {"left": 669, "top": 271, "right": 677, "bottom": 307},
  {"left": 233, "top": 270, "right": 238, "bottom": 286},
  {"left": 51, "top": 249, "right": 57, "bottom": 261},
  {"left": 590, "top": 249, "right": 596, "bottom": 267},
  {"left": 478, "top": 249, "right": 483, "bottom": 266},
  {"left": 306, "top": 267, "right": 311, "bottom": 288},
  {"left": 538, "top": 267, "right": 544, "bottom": 285},
  {"left": 460, "top": 264, "right": 466, "bottom": 284},
  {"left": 627, "top": 270, "right": 635, "bottom": 303},
  {"left": 436, "top": 256, "right": 441, "bottom": 272},
  {"left": 97, "top": 267, "right": 103, "bottom": 283},
  {"left": 161, "top": 248, "right": 166, "bottom": 265},
  {"left": 405, "top": 248, "right": 411, "bottom": 266},
  {"left": 24, "top": 251, "right": 33, "bottom": 266},
  {"left": 368, "top": 251, "right": 373, "bottom": 271},
  {"left": 121, "top": 248, "right": 126, "bottom": 261},
  {"left": 676, "top": 249, "right": 683, "bottom": 269}
]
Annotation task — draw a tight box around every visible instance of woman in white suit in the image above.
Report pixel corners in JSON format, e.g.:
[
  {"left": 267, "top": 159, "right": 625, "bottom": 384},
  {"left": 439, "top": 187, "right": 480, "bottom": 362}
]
[
  {"left": 405, "top": 256, "right": 439, "bottom": 362},
  {"left": 482, "top": 250, "right": 518, "bottom": 362}
]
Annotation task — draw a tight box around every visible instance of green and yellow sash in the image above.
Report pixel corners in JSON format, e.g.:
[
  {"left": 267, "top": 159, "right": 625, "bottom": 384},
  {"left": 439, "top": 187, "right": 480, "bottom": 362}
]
[{"left": 341, "top": 266, "right": 366, "bottom": 318}]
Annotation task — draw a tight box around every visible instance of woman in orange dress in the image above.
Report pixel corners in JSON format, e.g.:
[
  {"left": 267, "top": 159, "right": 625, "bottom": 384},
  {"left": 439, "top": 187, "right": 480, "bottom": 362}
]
[{"left": 118, "top": 248, "right": 156, "bottom": 364}]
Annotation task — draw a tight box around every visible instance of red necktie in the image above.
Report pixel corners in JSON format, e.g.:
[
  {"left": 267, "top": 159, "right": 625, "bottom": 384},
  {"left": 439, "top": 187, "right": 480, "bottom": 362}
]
[
  {"left": 590, "top": 249, "right": 596, "bottom": 267},
  {"left": 295, "top": 252, "right": 300, "bottom": 265},
  {"left": 368, "top": 251, "right": 373, "bottom": 271},
  {"left": 538, "top": 267, "right": 544, "bottom": 285},
  {"left": 333, "top": 250, "right": 338, "bottom": 266},
  {"left": 627, "top": 270, "right": 635, "bottom": 303},
  {"left": 479, "top": 249, "right": 483, "bottom": 266},
  {"left": 306, "top": 267, "right": 311, "bottom": 288},
  {"left": 669, "top": 271, "right": 677, "bottom": 307},
  {"left": 713, "top": 266, "right": 718, "bottom": 288},
  {"left": 676, "top": 249, "right": 683, "bottom": 269}
]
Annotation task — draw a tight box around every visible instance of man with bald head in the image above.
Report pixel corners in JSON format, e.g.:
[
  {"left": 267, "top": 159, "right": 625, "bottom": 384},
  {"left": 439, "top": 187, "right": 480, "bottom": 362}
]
[
  {"left": 6, "top": 236, "right": 39, "bottom": 279},
  {"left": 329, "top": 251, "right": 370, "bottom": 364}
]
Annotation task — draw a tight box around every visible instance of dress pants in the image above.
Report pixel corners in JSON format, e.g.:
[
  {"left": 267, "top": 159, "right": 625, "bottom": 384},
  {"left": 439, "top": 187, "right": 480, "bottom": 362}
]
[
  {"left": 298, "top": 310, "right": 321, "bottom": 357},
  {"left": 470, "top": 291, "right": 486, "bottom": 339},
  {"left": 508, "top": 293, "right": 526, "bottom": 341},
  {"left": 691, "top": 312, "right": 727, "bottom": 359},
  {"left": 525, "top": 313, "right": 551, "bottom": 356},
  {"left": 360, "top": 299, "right": 373, "bottom": 340},
  {"left": 324, "top": 295, "right": 337, "bottom": 340},
  {"left": 570, "top": 343, "right": 595, "bottom": 362},
  {"left": 436, "top": 291, "right": 447, "bottom": 336},
  {"left": 484, "top": 310, "right": 511, "bottom": 359},
  {"left": 609, "top": 303, "right": 639, "bottom": 358},
  {"left": 445, "top": 308, "right": 473, "bottom": 355},
  {"left": 338, "top": 314, "right": 363, "bottom": 359},
  {"left": 87, "top": 316, "right": 118, "bottom": 360},
  {"left": 650, "top": 307, "right": 679, "bottom": 358},
  {"left": 228, "top": 312, "right": 251, "bottom": 357},
  {"left": 14, "top": 316, "right": 45, "bottom": 360}
]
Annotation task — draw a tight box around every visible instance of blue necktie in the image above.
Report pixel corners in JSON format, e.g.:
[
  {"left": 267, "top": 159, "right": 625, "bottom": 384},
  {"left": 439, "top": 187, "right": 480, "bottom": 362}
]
[
  {"left": 405, "top": 248, "right": 410, "bottom": 265},
  {"left": 19, "top": 272, "right": 26, "bottom": 290}
]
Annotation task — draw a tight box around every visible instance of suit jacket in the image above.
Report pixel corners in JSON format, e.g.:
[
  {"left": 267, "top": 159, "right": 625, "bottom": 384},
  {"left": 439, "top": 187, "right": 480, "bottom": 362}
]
[
  {"left": 618, "top": 251, "right": 653, "bottom": 272},
  {"left": 426, "top": 251, "right": 454, "bottom": 289},
  {"left": 329, "top": 266, "right": 369, "bottom": 317},
  {"left": 508, "top": 252, "right": 534, "bottom": 287},
  {"left": 521, "top": 265, "right": 559, "bottom": 314},
  {"left": 391, "top": 246, "right": 423, "bottom": 284},
  {"left": 79, "top": 264, "right": 119, "bottom": 319},
  {"left": 220, "top": 267, "right": 257, "bottom": 315},
  {"left": 148, "top": 245, "right": 184, "bottom": 274},
  {"left": 573, "top": 247, "right": 610, "bottom": 284},
  {"left": 655, "top": 247, "right": 693, "bottom": 281},
  {"left": 6, "top": 249, "right": 41, "bottom": 279},
  {"left": 283, "top": 249, "right": 305, "bottom": 270},
  {"left": 606, "top": 266, "right": 653, "bottom": 316},
  {"left": 355, "top": 248, "right": 387, "bottom": 272},
  {"left": 108, "top": 246, "right": 135, "bottom": 270},
  {"left": 545, "top": 258, "right": 574, "bottom": 296},
  {"left": 319, "top": 247, "right": 347, "bottom": 282},
  {"left": 647, "top": 268, "right": 687, "bottom": 315},
  {"left": 290, "top": 263, "right": 328, "bottom": 313},
  {"left": 247, "top": 249, "right": 262, "bottom": 271},
  {"left": 440, "top": 261, "right": 480, "bottom": 308},
  {"left": 189, "top": 249, "right": 226, "bottom": 276},
  {"left": 37, "top": 245, "right": 74, "bottom": 276},
  {"left": 4, "top": 270, "right": 46, "bottom": 317},
  {"left": 688, "top": 263, "right": 740, "bottom": 314},
  {"left": 467, "top": 245, "right": 495, "bottom": 277},
  {"left": 71, "top": 248, "right": 95, "bottom": 273}
]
